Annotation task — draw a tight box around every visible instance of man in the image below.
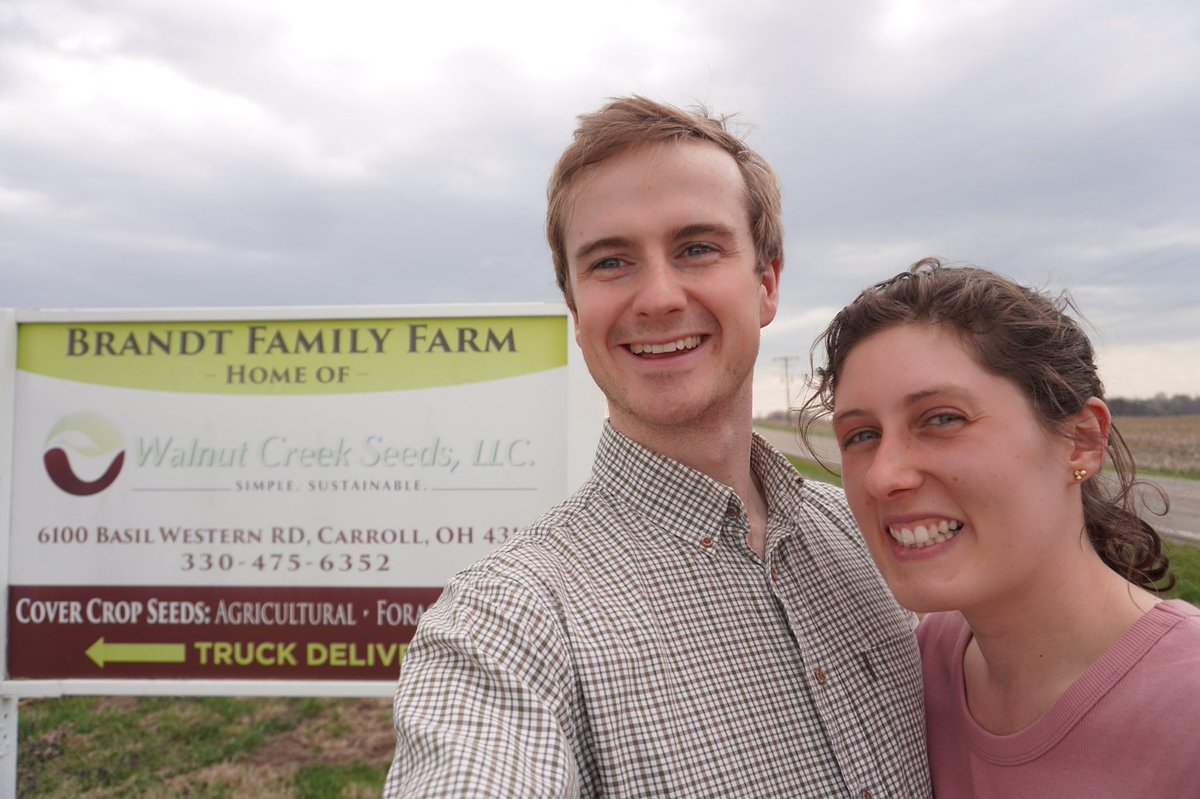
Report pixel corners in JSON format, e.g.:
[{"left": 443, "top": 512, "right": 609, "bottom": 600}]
[{"left": 383, "top": 97, "right": 930, "bottom": 797}]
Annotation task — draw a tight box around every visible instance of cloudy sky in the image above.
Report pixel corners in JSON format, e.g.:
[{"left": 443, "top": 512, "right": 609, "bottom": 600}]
[{"left": 2, "top": 0, "right": 1197, "bottom": 414}]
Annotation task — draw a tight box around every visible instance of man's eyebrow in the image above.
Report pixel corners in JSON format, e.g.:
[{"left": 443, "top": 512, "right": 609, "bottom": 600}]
[
  {"left": 573, "top": 236, "right": 634, "bottom": 263},
  {"left": 672, "top": 222, "right": 735, "bottom": 241}
]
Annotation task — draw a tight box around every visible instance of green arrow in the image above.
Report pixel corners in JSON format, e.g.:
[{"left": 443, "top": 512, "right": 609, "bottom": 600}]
[{"left": 86, "top": 638, "right": 187, "bottom": 668}]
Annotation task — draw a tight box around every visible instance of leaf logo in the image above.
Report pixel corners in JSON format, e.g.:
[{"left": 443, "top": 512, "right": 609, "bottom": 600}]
[{"left": 43, "top": 412, "right": 125, "bottom": 496}]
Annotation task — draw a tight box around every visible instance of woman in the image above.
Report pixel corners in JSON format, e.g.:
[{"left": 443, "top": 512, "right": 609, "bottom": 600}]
[{"left": 801, "top": 258, "right": 1200, "bottom": 797}]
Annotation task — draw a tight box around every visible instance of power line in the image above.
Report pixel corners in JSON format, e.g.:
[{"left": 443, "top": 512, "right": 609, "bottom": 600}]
[{"left": 773, "top": 356, "right": 803, "bottom": 413}]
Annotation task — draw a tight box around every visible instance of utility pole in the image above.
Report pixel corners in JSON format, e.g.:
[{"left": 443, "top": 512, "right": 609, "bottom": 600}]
[{"left": 773, "top": 356, "right": 802, "bottom": 416}]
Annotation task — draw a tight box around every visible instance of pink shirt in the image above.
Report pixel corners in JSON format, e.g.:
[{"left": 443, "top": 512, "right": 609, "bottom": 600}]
[{"left": 919, "top": 600, "right": 1200, "bottom": 798}]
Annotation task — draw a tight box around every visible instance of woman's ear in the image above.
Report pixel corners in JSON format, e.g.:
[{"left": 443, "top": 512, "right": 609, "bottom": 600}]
[{"left": 1066, "top": 397, "right": 1112, "bottom": 482}]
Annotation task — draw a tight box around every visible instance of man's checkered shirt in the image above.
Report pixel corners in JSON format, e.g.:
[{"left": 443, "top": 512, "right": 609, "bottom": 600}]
[{"left": 384, "top": 423, "right": 931, "bottom": 797}]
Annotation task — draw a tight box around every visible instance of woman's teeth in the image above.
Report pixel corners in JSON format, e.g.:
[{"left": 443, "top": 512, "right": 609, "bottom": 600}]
[
  {"left": 888, "top": 520, "right": 962, "bottom": 549},
  {"left": 629, "top": 336, "right": 701, "bottom": 355}
]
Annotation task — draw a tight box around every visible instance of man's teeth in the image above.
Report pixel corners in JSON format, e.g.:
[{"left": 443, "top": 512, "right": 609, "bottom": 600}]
[
  {"left": 888, "top": 520, "right": 962, "bottom": 549},
  {"left": 629, "top": 336, "right": 701, "bottom": 355}
]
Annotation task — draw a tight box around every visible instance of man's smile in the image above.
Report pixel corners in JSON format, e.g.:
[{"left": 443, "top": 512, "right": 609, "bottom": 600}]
[{"left": 626, "top": 335, "right": 704, "bottom": 357}]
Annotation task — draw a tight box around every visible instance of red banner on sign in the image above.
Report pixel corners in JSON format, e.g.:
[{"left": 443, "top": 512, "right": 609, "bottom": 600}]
[{"left": 7, "top": 585, "right": 443, "bottom": 681}]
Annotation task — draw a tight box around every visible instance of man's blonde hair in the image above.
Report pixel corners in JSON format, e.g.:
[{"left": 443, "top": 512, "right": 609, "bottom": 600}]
[{"left": 546, "top": 96, "right": 783, "bottom": 307}]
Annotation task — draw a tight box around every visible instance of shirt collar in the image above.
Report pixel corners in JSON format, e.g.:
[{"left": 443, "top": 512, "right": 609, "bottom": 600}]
[
  {"left": 749, "top": 430, "right": 809, "bottom": 520},
  {"left": 591, "top": 422, "right": 807, "bottom": 548}
]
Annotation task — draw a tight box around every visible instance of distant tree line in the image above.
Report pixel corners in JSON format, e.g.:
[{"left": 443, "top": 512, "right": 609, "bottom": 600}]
[{"left": 1108, "top": 393, "right": 1200, "bottom": 416}]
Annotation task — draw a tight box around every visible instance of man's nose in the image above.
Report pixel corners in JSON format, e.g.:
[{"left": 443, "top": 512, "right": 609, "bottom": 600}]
[{"left": 632, "top": 256, "right": 687, "bottom": 316}]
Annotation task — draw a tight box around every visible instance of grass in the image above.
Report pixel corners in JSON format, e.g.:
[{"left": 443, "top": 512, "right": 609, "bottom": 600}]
[
  {"left": 787, "top": 455, "right": 842, "bottom": 487},
  {"left": 1113, "top": 415, "right": 1200, "bottom": 477},
  {"left": 294, "top": 763, "right": 384, "bottom": 799},
  {"left": 17, "top": 696, "right": 391, "bottom": 798},
  {"left": 1136, "top": 465, "right": 1200, "bottom": 481},
  {"left": 1164, "top": 540, "right": 1200, "bottom": 606}
]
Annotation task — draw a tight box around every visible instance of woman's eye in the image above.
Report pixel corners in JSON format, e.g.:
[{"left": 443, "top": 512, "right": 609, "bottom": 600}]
[
  {"left": 842, "top": 429, "right": 880, "bottom": 448},
  {"left": 927, "top": 412, "right": 964, "bottom": 427}
]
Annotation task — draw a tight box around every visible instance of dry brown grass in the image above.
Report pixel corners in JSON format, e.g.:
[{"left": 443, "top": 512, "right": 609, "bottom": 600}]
[
  {"left": 149, "top": 698, "right": 394, "bottom": 798},
  {"left": 1114, "top": 415, "right": 1200, "bottom": 475},
  {"left": 244, "top": 698, "right": 395, "bottom": 771}
]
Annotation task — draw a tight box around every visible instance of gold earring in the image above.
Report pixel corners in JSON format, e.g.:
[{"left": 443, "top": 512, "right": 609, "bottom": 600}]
[{"left": 1073, "top": 469, "right": 1088, "bottom": 481}]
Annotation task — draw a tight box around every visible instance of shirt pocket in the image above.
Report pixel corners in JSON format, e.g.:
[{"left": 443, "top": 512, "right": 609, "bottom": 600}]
[{"left": 806, "top": 629, "right": 930, "bottom": 798}]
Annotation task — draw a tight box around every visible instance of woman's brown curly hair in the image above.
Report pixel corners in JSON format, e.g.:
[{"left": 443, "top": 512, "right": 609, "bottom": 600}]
[{"left": 800, "top": 258, "right": 1173, "bottom": 591}]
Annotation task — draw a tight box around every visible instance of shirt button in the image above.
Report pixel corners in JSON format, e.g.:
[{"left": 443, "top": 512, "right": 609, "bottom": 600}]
[
  {"left": 699, "top": 535, "right": 714, "bottom": 550},
  {"left": 770, "top": 566, "right": 778, "bottom": 582},
  {"left": 861, "top": 790, "right": 873, "bottom": 799},
  {"left": 814, "top": 667, "right": 827, "bottom": 686}
]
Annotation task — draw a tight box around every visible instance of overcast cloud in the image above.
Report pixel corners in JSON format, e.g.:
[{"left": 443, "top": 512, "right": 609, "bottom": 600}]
[{"left": 1, "top": 0, "right": 1197, "bottom": 412}]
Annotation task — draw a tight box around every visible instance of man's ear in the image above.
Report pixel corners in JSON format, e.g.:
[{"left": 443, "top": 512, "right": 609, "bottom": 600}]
[
  {"left": 759, "top": 256, "right": 783, "bottom": 328},
  {"left": 1067, "top": 397, "right": 1111, "bottom": 482}
]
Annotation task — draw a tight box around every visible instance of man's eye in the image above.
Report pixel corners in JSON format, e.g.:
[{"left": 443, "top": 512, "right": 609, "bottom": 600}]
[
  {"left": 594, "top": 257, "right": 624, "bottom": 270},
  {"left": 681, "top": 244, "right": 715, "bottom": 257}
]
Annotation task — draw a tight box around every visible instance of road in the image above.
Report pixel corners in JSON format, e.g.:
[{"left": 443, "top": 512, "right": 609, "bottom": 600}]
[{"left": 755, "top": 426, "right": 1200, "bottom": 545}]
